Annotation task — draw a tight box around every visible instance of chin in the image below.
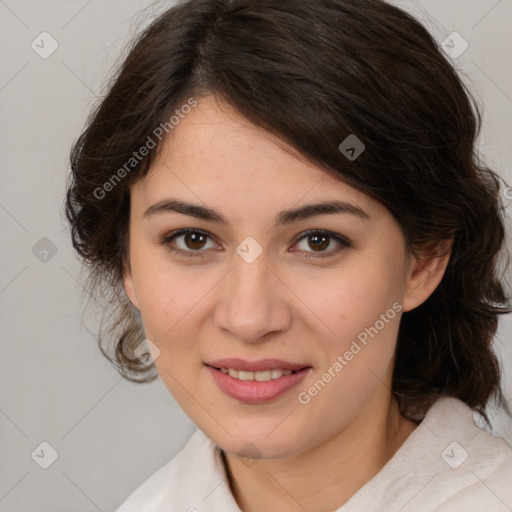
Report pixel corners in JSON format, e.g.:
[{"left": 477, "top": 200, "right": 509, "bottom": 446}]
[{"left": 214, "top": 429, "right": 300, "bottom": 461}]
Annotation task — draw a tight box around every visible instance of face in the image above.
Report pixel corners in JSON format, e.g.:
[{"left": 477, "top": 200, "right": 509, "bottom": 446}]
[{"left": 123, "top": 95, "right": 441, "bottom": 459}]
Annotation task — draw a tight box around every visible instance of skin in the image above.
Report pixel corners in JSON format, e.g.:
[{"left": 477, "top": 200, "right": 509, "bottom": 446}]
[{"left": 123, "top": 95, "right": 451, "bottom": 512}]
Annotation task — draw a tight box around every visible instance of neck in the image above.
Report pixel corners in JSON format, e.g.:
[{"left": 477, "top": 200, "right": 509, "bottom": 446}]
[{"left": 222, "top": 392, "right": 419, "bottom": 512}]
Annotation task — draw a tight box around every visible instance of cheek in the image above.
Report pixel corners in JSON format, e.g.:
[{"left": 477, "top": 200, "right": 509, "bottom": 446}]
[
  {"left": 132, "top": 257, "right": 213, "bottom": 349},
  {"left": 136, "top": 278, "right": 193, "bottom": 341},
  {"left": 301, "top": 254, "right": 405, "bottom": 347},
  {"left": 294, "top": 262, "right": 404, "bottom": 428}
]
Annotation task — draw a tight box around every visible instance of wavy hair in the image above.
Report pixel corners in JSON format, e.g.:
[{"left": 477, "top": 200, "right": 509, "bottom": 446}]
[{"left": 65, "top": 0, "right": 511, "bottom": 423}]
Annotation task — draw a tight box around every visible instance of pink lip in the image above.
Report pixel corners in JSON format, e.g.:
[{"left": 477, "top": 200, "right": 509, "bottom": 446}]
[
  {"left": 205, "top": 358, "right": 311, "bottom": 372},
  {"left": 205, "top": 364, "right": 313, "bottom": 404}
]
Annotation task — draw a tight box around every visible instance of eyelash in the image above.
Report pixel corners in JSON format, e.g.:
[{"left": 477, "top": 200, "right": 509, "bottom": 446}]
[{"left": 160, "top": 228, "right": 351, "bottom": 260}]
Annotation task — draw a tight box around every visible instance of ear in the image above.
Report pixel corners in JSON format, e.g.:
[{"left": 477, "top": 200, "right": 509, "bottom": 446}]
[
  {"left": 123, "top": 260, "right": 140, "bottom": 311},
  {"left": 402, "top": 241, "right": 453, "bottom": 313}
]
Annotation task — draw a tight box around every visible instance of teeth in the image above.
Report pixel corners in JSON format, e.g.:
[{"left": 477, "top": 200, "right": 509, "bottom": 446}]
[{"left": 220, "top": 368, "right": 294, "bottom": 381}]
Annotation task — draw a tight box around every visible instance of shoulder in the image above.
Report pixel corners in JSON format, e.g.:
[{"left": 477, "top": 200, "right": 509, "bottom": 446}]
[
  {"left": 399, "top": 397, "right": 512, "bottom": 511},
  {"left": 342, "top": 396, "right": 512, "bottom": 512},
  {"left": 428, "top": 397, "right": 512, "bottom": 511},
  {"left": 114, "top": 428, "right": 238, "bottom": 512}
]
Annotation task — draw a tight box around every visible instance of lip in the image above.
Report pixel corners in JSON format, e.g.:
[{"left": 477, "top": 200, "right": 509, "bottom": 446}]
[
  {"left": 205, "top": 364, "right": 313, "bottom": 404},
  {"left": 205, "top": 358, "right": 311, "bottom": 372}
]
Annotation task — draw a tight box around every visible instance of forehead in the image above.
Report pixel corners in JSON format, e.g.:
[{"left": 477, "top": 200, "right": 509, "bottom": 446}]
[{"left": 130, "top": 95, "right": 384, "bottom": 219}]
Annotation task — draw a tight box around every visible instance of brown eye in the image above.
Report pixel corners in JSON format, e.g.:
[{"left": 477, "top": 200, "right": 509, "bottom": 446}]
[
  {"left": 162, "top": 229, "right": 217, "bottom": 257},
  {"left": 161, "top": 228, "right": 350, "bottom": 260},
  {"left": 293, "top": 230, "right": 350, "bottom": 259},
  {"left": 307, "top": 233, "right": 330, "bottom": 251},
  {"left": 182, "top": 231, "right": 208, "bottom": 250}
]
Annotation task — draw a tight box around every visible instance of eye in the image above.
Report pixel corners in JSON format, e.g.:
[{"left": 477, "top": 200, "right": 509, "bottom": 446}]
[
  {"left": 292, "top": 230, "right": 350, "bottom": 259},
  {"left": 161, "top": 229, "right": 218, "bottom": 257},
  {"left": 160, "top": 228, "right": 351, "bottom": 259}
]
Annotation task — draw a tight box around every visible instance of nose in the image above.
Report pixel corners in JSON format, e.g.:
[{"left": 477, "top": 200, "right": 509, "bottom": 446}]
[{"left": 214, "top": 247, "right": 291, "bottom": 343}]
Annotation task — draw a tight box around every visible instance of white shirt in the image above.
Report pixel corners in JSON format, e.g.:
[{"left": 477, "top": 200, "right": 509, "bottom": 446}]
[{"left": 115, "top": 397, "right": 512, "bottom": 511}]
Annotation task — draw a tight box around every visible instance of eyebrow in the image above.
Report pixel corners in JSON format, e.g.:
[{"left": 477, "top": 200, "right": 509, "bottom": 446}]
[{"left": 143, "top": 198, "right": 371, "bottom": 227}]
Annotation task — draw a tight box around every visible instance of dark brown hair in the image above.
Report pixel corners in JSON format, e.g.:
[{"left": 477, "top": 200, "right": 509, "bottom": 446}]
[{"left": 65, "top": 0, "right": 511, "bottom": 423}]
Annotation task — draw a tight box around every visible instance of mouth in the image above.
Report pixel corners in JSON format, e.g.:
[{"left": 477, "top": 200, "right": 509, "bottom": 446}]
[
  {"left": 205, "top": 365, "right": 310, "bottom": 381},
  {"left": 205, "top": 357, "right": 312, "bottom": 373},
  {"left": 204, "top": 360, "right": 313, "bottom": 403}
]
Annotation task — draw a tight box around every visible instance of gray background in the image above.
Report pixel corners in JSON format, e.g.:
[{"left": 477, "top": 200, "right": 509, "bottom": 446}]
[{"left": 0, "top": 0, "right": 511, "bottom": 510}]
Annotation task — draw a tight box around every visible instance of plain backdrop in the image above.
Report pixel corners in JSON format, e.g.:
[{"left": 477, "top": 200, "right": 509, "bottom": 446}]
[{"left": 1, "top": 0, "right": 511, "bottom": 510}]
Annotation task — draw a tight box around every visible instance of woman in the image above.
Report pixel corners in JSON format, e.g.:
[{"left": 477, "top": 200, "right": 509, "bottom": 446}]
[{"left": 65, "top": 0, "right": 512, "bottom": 510}]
